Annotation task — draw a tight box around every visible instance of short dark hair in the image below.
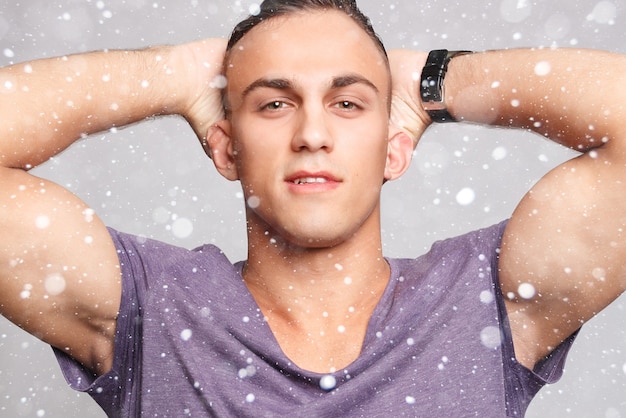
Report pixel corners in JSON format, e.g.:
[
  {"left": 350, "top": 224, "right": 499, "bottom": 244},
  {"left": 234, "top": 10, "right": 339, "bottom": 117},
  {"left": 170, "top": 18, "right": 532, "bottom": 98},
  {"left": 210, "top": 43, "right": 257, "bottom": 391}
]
[
  {"left": 226, "top": 0, "right": 386, "bottom": 58},
  {"left": 222, "top": 0, "right": 388, "bottom": 114}
]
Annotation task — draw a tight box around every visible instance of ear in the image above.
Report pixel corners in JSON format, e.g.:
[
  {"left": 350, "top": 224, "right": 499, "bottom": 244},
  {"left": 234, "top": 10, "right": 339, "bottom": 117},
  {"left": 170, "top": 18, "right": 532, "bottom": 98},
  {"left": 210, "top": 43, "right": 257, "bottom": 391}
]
[
  {"left": 384, "top": 125, "right": 414, "bottom": 181},
  {"left": 206, "top": 120, "right": 239, "bottom": 181}
]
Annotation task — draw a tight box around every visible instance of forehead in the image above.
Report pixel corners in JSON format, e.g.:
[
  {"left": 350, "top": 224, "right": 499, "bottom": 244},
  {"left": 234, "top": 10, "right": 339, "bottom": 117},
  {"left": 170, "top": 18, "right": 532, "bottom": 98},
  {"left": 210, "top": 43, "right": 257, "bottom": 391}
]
[{"left": 225, "top": 10, "right": 389, "bottom": 98}]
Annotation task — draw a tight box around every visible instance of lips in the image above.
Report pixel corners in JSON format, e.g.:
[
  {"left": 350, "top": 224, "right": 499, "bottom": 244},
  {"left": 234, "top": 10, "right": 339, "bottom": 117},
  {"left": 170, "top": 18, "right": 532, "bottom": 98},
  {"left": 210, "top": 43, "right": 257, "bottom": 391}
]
[
  {"left": 286, "top": 171, "right": 340, "bottom": 184},
  {"left": 285, "top": 171, "right": 341, "bottom": 191}
]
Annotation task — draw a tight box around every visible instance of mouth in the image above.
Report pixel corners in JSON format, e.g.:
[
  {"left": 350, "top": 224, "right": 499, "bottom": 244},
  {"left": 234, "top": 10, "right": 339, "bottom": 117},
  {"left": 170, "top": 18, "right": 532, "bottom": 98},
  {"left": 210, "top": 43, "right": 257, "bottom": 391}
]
[
  {"left": 285, "top": 172, "right": 341, "bottom": 192},
  {"left": 292, "top": 177, "right": 329, "bottom": 185}
]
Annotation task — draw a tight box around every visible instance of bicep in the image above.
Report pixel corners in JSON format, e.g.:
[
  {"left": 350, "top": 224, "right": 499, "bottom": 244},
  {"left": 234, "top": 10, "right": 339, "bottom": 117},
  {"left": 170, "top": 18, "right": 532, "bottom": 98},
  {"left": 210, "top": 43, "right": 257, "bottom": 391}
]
[
  {"left": 0, "top": 167, "right": 121, "bottom": 374},
  {"left": 499, "top": 146, "right": 626, "bottom": 368}
]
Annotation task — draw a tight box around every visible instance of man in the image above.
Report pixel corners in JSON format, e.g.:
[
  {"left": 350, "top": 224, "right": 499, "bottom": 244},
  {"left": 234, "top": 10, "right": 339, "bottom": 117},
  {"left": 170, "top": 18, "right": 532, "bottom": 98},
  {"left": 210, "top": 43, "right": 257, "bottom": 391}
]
[{"left": 1, "top": 0, "right": 625, "bottom": 416}]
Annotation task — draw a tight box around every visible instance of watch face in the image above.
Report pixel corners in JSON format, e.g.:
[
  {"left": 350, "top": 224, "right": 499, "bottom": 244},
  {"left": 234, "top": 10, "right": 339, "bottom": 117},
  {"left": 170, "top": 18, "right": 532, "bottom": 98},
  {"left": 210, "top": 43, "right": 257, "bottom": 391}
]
[
  {"left": 421, "top": 76, "right": 445, "bottom": 107},
  {"left": 420, "top": 50, "right": 448, "bottom": 106}
]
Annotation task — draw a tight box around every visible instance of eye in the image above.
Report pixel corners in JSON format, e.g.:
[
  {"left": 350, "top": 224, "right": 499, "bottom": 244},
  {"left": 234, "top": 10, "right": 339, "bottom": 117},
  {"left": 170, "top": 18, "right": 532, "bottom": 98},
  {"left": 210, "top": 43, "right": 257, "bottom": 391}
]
[
  {"left": 337, "top": 100, "right": 356, "bottom": 110},
  {"left": 262, "top": 100, "right": 288, "bottom": 111},
  {"left": 332, "top": 98, "right": 363, "bottom": 112}
]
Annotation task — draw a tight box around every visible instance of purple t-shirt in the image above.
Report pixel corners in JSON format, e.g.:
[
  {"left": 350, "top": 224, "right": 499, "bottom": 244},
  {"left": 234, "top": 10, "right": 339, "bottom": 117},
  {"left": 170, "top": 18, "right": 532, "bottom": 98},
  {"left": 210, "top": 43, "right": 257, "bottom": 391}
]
[{"left": 54, "top": 221, "right": 576, "bottom": 416}]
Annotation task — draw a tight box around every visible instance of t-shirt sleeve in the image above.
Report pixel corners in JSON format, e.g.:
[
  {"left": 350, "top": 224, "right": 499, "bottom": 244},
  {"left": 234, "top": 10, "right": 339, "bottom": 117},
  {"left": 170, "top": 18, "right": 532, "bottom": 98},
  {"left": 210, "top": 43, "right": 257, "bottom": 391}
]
[
  {"left": 490, "top": 221, "right": 579, "bottom": 416},
  {"left": 498, "top": 301, "right": 579, "bottom": 416},
  {"left": 52, "top": 228, "right": 146, "bottom": 417}
]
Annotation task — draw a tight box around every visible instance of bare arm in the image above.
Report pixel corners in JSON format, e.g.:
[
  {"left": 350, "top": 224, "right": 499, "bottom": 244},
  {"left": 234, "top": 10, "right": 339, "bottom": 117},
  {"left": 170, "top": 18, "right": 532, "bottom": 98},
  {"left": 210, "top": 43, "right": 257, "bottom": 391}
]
[
  {"left": 456, "top": 49, "right": 626, "bottom": 368},
  {"left": 0, "top": 39, "right": 226, "bottom": 375},
  {"left": 390, "top": 48, "right": 626, "bottom": 369}
]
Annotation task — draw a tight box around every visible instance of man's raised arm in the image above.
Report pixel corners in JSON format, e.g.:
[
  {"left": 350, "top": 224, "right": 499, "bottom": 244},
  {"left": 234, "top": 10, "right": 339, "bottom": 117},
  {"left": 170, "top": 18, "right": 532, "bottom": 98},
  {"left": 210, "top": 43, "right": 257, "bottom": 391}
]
[
  {"left": 391, "top": 47, "right": 626, "bottom": 368},
  {"left": 0, "top": 39, "right": 226, "bottom": 375}
]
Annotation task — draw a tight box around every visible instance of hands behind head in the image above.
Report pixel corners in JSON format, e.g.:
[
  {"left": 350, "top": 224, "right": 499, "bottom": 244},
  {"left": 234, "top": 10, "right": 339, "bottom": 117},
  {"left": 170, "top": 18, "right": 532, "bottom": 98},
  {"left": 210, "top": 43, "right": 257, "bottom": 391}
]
[
  {"left": 177, "top": 41, "right": 430, "bottom": 156},
  {"left": 388, "top": 50, "right": 431, "bottom": 150},
  {"left": 176, "top": 38, "right": 228, "bottom": 156}
]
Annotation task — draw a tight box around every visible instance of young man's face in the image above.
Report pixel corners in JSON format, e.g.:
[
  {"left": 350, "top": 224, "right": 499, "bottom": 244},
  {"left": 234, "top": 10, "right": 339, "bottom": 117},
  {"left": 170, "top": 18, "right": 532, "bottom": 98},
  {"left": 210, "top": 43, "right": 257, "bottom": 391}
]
[{"left": 223, "top": 9, "right": 393, "bottom": 248}]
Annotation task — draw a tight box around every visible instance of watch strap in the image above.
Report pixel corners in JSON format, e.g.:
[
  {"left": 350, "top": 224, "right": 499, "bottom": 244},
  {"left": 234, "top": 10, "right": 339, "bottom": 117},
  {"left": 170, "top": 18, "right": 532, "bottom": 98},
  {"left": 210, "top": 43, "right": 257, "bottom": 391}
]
[{"left": 420, "top": 49, "right": 472, "bottom": 123}]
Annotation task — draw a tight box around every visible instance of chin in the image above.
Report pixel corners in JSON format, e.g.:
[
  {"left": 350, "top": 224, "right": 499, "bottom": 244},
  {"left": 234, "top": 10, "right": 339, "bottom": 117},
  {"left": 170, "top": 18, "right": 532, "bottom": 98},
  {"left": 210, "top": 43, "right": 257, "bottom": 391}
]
[
  {"left": 247, "top": 209, "right": 372, "bottom": 251},
  {"left": 280, "top": 228, "right": 351, "bottom": 250}
]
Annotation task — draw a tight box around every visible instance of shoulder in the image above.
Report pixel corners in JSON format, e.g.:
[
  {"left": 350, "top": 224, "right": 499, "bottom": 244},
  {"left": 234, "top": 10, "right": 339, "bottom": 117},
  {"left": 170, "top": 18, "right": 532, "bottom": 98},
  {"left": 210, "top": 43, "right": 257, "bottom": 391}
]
[
  {"left": 108, "top": 228, "right": 231, "bottom": 263},
  {"left": 433, "top": 221, "right": 507, "bottom": 254},
  {"left": 107, "top": 228, "right": 238, "bottom": 290},
  {"left": 387, "top": 221, "right": 508, "bottom": 309},
  {"left": 403, "top": 220, "right": 507, "bottom": 270}
]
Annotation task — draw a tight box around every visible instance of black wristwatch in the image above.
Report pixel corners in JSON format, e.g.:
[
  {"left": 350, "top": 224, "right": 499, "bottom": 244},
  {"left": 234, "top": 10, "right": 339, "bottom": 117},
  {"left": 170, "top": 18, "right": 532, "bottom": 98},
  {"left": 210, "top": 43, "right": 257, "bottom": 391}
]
[{"left": 420, "top": 49, "right": 472, "bottom": 123}]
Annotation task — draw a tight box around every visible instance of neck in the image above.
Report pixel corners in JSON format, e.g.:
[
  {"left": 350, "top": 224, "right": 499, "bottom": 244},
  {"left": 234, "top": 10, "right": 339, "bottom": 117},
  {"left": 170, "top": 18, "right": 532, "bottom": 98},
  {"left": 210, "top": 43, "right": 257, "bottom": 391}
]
[
  {"left": 242, "top": 218, "right": 390, "bottom": 372},
  {"left": 243, "top": 224, "right": 389, "bottom": 321}
]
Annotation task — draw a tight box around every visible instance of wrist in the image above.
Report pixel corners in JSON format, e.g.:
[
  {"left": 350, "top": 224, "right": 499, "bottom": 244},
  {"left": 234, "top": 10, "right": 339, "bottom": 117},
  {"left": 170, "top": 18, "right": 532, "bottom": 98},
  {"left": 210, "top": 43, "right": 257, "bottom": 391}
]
[
  {"left": 142, "top": 44, "right": 193, "bottom": 117},
  {"left": 169, "top": 39, "right": 227, "bottom": 135},
  {"left": 420, "top": 49, "right": 472, "bottom": 123}
]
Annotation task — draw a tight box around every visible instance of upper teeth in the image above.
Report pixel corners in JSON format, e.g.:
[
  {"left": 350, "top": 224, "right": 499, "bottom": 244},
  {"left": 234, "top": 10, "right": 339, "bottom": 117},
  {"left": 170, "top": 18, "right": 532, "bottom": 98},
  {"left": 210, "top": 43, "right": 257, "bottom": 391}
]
[{"left": 294, "top": 177, "right": 328, "bottom": 184}]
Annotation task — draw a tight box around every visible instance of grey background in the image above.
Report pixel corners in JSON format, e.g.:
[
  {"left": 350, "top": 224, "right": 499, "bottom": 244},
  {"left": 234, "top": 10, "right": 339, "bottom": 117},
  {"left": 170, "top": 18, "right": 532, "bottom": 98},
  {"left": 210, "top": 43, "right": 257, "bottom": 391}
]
[{"left": 0, "top": 0, "right": 624, "bottom": 416}]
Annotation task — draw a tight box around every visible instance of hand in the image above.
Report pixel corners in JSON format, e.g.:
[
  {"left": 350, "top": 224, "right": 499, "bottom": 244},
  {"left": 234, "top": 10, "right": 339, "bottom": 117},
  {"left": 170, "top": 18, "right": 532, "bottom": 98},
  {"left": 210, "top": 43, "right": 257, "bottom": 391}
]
[
  {"left": 175, "top": 38, "right": 227, "bottom": 154},
  {"left": 388, "top": 49, "right": 431, "bottom": 148}
]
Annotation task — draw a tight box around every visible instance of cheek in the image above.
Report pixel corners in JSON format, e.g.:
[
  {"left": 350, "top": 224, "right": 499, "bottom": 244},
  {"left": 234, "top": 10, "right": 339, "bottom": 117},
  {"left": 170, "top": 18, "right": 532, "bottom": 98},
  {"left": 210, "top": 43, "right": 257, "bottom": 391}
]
[
  {"left": 231, "top": 137, "right": 275, "bottom": 190},
  {"left": 346, "top": 147, "right": 388, "bottom": 187},
  {"left": 349, "top": 124, "right": 389, "bottom": 159}
]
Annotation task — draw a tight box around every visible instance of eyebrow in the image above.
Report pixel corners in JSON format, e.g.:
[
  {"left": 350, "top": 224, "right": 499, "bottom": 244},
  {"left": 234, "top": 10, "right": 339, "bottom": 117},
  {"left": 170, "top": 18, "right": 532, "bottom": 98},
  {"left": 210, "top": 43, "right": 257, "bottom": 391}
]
[
  {"left": 242, "top": 78, "right": 293, "bottom": 98},
  {"left": 241, "top": 73, "right": 379, "bottom": 99},
  {"left": 331, "top": 74, "right": 379, "bottom": 93}
]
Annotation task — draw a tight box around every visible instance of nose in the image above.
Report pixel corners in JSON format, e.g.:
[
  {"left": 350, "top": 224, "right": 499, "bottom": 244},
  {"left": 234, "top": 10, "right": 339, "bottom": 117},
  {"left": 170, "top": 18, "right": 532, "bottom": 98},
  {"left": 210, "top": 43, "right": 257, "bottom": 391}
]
[{"left": 291, "top": 103, "right": 334, "bottom": 152}]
